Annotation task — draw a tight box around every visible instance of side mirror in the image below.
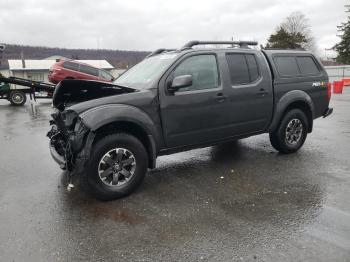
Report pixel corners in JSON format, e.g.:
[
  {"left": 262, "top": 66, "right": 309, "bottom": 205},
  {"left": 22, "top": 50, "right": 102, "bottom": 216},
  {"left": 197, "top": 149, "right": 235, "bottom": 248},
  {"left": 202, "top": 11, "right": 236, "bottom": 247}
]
[{"left": 168, "top": 75, "right": 192, "bottom": 93}]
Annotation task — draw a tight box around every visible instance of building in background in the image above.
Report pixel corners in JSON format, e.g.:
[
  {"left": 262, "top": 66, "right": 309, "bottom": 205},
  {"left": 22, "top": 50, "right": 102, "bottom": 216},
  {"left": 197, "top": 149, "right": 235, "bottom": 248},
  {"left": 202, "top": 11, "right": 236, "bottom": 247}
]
[{"left": 43, "top": 55, "right": 69, "bottom": 61}]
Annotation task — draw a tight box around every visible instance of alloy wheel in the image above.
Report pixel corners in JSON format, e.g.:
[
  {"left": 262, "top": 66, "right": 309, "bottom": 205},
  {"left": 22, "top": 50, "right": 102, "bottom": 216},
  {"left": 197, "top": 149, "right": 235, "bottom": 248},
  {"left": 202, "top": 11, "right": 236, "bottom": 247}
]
[
  {"left": 285, "top": 118, "right": 303, "bottom": 145},
  {"left": 98, "top": 148, "right": 136, "bottom": 187}
]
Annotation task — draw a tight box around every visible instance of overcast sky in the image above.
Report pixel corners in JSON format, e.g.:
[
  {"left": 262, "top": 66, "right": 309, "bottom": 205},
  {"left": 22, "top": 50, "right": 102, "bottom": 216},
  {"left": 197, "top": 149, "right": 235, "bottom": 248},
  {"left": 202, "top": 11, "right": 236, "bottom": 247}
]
[{"left": 0, "top": 0, "right": 347, "bottom": 55}]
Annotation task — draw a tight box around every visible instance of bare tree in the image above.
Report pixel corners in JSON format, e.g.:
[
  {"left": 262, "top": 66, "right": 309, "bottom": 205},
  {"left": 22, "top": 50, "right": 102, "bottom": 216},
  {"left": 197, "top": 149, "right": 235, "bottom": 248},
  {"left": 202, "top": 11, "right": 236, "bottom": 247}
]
[{"left": 281, "top": 12, "right": 317, "bottom": 53}]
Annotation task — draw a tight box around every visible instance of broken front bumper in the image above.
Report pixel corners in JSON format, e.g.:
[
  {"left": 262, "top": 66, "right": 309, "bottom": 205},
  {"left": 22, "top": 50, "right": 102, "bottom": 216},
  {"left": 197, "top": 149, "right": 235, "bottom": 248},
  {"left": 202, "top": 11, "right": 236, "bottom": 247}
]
[
  {"left": 49, "top": 142, "right": 66, "bottom": 169},
  {"left": 48, "top": 123, "right": 69, "bottom": 170},
  {"left": 47, "top": 112, "right": 92, "bottom": 172}
]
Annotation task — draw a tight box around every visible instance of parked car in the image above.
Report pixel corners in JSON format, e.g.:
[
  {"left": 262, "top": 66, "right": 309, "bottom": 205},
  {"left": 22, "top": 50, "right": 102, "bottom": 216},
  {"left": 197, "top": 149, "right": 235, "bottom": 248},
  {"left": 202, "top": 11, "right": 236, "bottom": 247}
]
[
  {"left": 47, "top": 40, "right": 333, "bottom": 200},
  {"left": 48, "top": 60, "right": 114, "bottom": 84}
]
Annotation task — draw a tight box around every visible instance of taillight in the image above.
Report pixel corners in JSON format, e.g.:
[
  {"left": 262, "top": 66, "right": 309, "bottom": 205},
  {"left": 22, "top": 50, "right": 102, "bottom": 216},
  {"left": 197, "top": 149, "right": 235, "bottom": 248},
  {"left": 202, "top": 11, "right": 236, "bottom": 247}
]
[{"left": 327, "top": 82, "right": 332, "bottom": 100}]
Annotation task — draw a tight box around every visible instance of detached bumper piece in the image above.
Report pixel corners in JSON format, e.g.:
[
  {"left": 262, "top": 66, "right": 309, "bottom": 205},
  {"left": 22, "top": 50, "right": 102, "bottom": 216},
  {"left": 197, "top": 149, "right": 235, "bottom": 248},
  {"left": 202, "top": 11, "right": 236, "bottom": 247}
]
[
  {"left": 47, "top": 111, "right": 90, "bottom": 172},
  {"left": 47, "top": 124, "right": 69, "bottom": 170},
  {"left": 49, "top": 143, "right": 66, "bottom": 169},
  {"left": 323, "top": 107, "right": 333, "bottom": 118}
]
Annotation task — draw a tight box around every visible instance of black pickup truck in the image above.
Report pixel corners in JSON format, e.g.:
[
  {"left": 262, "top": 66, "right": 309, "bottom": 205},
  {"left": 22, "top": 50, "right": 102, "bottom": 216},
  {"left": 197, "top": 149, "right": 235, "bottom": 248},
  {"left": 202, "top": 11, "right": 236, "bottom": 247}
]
[{"left": 47, "top": 40, "right": 333, "bottom": 200}]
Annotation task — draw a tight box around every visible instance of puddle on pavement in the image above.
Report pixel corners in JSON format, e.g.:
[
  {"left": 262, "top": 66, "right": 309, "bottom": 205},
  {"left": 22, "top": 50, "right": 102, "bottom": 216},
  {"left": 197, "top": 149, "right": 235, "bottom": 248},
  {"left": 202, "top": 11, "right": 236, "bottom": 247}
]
[
  {"left": 58, "top": 172, "right": 144, "bottom": 225},
  {"left": 85, "top": 204, "right": 143, "bottom": 225}
]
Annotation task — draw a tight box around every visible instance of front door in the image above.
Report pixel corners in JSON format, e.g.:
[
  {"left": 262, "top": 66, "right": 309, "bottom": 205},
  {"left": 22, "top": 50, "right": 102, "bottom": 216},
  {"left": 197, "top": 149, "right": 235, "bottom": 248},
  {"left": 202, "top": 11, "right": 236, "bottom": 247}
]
[{"left": 160, "top": 53, "right": 233, "bottom": 148}]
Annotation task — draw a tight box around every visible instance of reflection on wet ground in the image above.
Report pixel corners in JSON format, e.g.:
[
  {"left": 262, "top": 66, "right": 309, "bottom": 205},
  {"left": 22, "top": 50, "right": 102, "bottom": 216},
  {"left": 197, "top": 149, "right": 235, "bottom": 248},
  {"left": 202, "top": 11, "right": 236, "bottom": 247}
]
[{"left": 0, "top": 92, "right": 350, "bottom": 261}]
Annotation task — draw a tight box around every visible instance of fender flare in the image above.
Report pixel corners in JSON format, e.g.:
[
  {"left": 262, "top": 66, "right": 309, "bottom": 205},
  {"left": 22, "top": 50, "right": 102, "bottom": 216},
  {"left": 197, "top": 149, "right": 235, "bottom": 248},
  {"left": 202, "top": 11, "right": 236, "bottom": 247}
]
[
  {"left": 80, "top": 104, "right": 159, "bottom": 168},
  {"left": 268, "top": 90, "right": 315, "bottom": 133}
]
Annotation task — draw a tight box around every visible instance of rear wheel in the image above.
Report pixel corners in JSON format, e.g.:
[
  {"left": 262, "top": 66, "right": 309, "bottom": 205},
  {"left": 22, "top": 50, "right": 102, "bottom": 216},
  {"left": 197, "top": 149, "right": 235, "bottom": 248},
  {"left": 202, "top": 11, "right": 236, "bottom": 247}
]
[
  {"left": 85, "top": 133, "right": 148, "bottom": 200},
  {"left": 9, "top": 90, "right": 26, "bottom": 106},
  {"left": 269, "top": 109, "right": 309, "bottom": 154}
]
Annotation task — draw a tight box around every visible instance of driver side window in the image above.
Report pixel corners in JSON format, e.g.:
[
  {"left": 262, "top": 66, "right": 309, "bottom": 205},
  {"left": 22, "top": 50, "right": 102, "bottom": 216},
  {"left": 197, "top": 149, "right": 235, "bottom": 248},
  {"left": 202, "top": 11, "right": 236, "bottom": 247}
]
[{"left": 173, "top": 54, "right": 219, "bottom": 92}]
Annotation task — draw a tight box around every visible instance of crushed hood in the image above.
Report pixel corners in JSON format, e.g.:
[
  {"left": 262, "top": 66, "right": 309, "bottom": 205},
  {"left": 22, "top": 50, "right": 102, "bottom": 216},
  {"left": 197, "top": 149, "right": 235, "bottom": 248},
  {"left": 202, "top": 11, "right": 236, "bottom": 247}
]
[{"left": 52, "top": 79, "right": 137, "bottom": 111}]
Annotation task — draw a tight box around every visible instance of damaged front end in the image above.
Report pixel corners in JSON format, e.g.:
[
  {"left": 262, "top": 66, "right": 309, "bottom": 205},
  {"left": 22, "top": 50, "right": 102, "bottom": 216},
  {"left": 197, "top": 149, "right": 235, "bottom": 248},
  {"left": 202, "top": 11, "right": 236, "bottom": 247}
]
[
  {"left": 47, "top": 79, "right": 137, "bottom": 173},
  {"left": 47, "top": 109, "right": 90, "bottom": 172},
  {"left": 47, "top": 79, "right": 139, "bottom": 189}
]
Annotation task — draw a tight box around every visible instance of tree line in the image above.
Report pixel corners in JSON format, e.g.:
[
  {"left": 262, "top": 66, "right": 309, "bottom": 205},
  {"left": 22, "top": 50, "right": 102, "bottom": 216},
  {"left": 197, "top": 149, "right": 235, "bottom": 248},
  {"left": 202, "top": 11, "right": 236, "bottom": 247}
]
[{"left": 0, "top": 44, "right": 149, "bottom": 69}]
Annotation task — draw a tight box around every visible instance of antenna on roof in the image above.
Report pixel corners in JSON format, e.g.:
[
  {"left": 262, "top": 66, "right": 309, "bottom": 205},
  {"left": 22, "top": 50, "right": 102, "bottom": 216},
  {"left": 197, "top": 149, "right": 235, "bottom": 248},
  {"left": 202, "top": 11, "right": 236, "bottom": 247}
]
[{"left": 181, "top": 40, "right": 258, "bottom": 50}]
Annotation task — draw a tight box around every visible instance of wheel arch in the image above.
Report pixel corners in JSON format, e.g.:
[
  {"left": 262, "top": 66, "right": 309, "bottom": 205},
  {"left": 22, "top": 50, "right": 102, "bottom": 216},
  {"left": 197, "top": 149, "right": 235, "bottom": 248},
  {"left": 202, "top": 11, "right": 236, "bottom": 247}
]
[
  {"left": 269, "top": 90, "right": 314, "bottom": 133},
  {"left": 92, "top": 120, "right": 157, "bottom": 169},
  {"left": 79, "top": 104, "right": 159, "bottom": 169}
]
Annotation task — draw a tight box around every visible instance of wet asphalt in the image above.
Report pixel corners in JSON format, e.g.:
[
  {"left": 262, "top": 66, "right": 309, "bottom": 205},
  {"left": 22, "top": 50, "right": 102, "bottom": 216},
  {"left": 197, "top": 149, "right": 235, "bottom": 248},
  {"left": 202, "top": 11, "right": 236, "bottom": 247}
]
[{"left": 0, "top": 90, "right": 349, "bottom": 262}]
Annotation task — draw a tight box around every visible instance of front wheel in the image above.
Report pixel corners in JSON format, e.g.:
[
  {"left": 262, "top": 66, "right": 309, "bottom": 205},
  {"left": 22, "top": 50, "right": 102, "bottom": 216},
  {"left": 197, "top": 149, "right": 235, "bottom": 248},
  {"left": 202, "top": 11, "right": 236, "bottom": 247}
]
[
  {"left": 9, "top": 90, "right": 27, "bottom": 106},
  {"left": 269, "top": 109, "right": 309, "bottom": 154},
  {"left": 85, "top": 133, "right": 148, "bottom": 200}
]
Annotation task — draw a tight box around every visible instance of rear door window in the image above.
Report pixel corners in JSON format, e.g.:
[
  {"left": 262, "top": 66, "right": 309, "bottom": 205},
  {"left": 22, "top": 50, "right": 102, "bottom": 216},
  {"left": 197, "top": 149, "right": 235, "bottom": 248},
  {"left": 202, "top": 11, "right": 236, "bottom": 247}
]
[
  {"left": 274, "top": 56, "right": 300, "bottom": 77},
  {"left": 245, "top": 54, "right": 260, "bottom": 82},
  {"left": 296, "top": 56, "right": 320, "bottom": 76},
  {"left": 63, "top": 61, "right": 80, "bottom": 71},
  {"left": 80, "top": 64, "right": 99, "bottom": 76},
  {"left": 226, "top": 54, "right": 250, "bottom": 85},
  {"left": 226, "top": 53, "right": 260, "bottom": 85}
]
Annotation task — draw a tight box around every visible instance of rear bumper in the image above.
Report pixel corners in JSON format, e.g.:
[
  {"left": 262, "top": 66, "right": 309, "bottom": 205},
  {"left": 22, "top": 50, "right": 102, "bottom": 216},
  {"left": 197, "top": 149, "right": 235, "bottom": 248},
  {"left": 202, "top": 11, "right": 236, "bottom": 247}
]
[{"left": 323, "top": 107, "right": 333, "bottom": 118}]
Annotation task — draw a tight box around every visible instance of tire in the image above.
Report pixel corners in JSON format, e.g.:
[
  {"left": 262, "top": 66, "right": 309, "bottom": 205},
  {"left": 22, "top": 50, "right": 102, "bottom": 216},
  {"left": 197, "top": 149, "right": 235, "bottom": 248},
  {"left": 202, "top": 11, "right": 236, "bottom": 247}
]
[
  {"left": 9, "top": 90, "right": 26, "bottom": 106},
  {"left": 269, "top": 109, "right": 309, "bottom": 154},
  {"left": 85, "top": 133, "right": 148, "bottom": 200}
]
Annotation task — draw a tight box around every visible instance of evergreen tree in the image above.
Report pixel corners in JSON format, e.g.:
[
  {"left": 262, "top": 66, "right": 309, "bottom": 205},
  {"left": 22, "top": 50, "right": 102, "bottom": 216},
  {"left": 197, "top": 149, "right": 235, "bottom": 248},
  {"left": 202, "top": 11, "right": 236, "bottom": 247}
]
[
  {"left": 265, "top": 12, "right": 315, "bottom": 51},
  {"left": 335, "top": 5, "right": 350, "bottom": 64},
  {"left": 266, "top": 27, "right": 307, "bottom": 49}
]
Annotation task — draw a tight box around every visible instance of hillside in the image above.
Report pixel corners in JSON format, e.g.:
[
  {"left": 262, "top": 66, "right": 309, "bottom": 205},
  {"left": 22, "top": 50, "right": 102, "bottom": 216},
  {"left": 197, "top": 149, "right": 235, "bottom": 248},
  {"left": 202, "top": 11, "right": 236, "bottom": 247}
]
[{"left": 0, "top": 44, "right": 150, "bottom": 69}]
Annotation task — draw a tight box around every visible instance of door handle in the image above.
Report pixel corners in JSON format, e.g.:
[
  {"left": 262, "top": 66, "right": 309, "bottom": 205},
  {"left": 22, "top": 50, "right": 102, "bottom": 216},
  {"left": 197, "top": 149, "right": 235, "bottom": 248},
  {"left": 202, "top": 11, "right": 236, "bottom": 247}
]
[
  {"left": 257, "top": 88, "right": 268, "bottom": 96},
  {"left": 214, "top": 92, "right": 227, "bottom": 102}
]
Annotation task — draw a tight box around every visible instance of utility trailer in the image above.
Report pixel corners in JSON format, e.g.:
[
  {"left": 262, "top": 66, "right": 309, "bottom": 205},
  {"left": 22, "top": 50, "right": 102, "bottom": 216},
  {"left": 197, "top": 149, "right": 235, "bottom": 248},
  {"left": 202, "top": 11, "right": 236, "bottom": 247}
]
[{"left": 0, "top": 75, "right": 55, "bottom": 106}]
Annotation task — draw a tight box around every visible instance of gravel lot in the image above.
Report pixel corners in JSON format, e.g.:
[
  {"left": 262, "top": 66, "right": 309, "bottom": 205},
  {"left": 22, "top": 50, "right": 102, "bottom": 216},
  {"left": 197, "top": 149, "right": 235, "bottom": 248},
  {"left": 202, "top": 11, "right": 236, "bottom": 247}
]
[{"left": 0, "top": 89, "right": 349, "bottom": 262}]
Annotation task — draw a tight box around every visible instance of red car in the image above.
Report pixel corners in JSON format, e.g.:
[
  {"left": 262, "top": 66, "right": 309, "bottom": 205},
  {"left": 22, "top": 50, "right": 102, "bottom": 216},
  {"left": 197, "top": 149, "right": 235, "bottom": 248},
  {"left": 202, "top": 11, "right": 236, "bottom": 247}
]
[{"left": 49, "top": 60, "right": 115, "bottom": 84}]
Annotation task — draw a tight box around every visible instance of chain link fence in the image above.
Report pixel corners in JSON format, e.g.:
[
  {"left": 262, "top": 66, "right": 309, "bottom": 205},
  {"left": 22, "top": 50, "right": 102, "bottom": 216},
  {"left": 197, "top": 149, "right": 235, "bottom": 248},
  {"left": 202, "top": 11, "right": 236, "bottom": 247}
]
[{"left": 325, "top": 65, "right": 350, "bottom": 83}]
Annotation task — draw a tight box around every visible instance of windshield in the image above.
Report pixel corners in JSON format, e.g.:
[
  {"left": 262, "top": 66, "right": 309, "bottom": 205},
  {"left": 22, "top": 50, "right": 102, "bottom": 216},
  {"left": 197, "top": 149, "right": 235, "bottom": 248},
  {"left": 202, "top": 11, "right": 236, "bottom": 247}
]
[{"left": 114, "top": 53, "right": 178, "bottom": 88}]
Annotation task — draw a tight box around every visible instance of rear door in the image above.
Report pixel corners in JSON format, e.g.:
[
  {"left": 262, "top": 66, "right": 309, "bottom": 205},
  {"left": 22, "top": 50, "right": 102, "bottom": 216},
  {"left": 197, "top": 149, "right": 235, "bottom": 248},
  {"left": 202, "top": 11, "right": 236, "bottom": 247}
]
[{"left": 221, "top": 51, "right": 274, "bottom": 135}]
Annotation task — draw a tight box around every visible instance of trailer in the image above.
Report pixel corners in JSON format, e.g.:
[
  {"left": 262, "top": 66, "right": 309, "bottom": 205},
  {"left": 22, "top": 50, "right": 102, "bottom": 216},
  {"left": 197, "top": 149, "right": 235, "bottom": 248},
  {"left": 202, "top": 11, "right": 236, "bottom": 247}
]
[{"left": 0, "top": 75, "right": 55, "bottom": 106}]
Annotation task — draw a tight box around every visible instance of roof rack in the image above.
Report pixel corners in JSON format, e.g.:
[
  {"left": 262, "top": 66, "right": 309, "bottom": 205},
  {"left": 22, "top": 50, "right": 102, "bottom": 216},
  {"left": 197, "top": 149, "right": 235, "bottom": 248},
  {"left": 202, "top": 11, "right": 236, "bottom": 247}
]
[
  {"left": 146, "top": 48, "right": 176, "bottom": 58},
  {"left": 263, "top": 47, "right": 306, "bottom": 51},
  {"left": 181, "top": 40, "right": 258, "bottom": 50}
]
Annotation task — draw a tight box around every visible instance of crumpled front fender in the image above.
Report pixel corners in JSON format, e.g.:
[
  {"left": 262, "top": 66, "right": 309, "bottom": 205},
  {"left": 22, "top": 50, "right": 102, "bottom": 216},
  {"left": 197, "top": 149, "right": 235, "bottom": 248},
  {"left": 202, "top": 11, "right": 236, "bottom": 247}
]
[{"left": 80, "top": 104, "right": 158, "bottom": 140}]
